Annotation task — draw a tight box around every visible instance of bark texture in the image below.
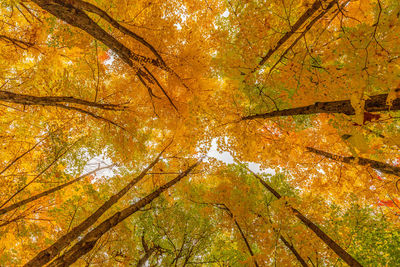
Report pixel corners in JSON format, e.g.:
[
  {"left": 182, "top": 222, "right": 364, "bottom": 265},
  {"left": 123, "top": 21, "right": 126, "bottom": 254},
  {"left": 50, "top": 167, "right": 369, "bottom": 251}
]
[
  {"left": 242, "top": 94, "right": 400, "bottom": 121},
  {"left": 0, "top": 90, "right": 124, "bottom": 110},
  {"left": 307, "top": 146, "right": 400, "bottom": 177}
]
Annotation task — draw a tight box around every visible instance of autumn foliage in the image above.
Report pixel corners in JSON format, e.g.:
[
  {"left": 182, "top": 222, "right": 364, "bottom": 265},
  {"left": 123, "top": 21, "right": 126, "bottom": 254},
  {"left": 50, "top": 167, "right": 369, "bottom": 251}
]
[{"left": 0, "top": 0, "right": 400, "bottom": 266}]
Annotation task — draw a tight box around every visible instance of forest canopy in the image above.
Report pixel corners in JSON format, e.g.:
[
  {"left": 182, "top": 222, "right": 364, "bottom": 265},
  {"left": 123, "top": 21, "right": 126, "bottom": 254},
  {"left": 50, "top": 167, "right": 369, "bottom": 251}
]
[{"left": 0, "top": 0, "right": 400, "bottom": 266}]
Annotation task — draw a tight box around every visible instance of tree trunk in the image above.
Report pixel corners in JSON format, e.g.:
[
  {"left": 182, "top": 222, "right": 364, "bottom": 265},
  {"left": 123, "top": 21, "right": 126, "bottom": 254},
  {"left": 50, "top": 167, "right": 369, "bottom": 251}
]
[
  {"left": 243, "top": 166, "right": 362, "bottom": 267},
  {"left": 279, "top": 235, "right": 309, "bottom": 267},
  {"left": 242, "top": 94, "right": 400, "bottom": 121},
  {"left": 306, "top": 147, "right": 400, "bottom": 177},
  {"left": 0, "top": 90, "right": 124, "bottom": 110},
  {"left": 31, "top": 0, "right": 166, "bottom": 72},
  {"left": 256, "top": 213, "right": 308, "bottom": 267},
  {"left": 223, "top": 206, "right": 259, "bottom": 267},
  {"left": 253, "top": 0, "right": 325, "bottom": 72},
  {"left": 24, "top": 144, "right": 170, "bottom": 267},
  {"left": 47, "top": 158, "right": 202, "bottom": 266}
]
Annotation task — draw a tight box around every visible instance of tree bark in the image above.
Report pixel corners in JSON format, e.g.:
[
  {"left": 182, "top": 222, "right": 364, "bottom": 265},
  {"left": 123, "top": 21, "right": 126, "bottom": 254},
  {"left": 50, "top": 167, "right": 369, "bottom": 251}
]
[
  {"left": 241, "top": 94, "right": 400, "bottom": 121},
  {"left": 47, "top": 158, "right": 202, "bottom": 266},
  {"left": 24, "top": 144, "right": 170, "bottom": 267},
  {"left": 69, "top": 0, "right": 165, "bottom": 64},
  {"left": 0, "top": 166, "right": 110, "bottom": 216},
  {"left": 0, "top": 90, "right": 124, "bottom": 110},
  {"left": 306, "top": 147, "right": 400, "bottom": 177},
  {"left": 243, "top": 166, "right": 362, "bottom": 267},
  {"left": 30, "top": 0, "right": 178, "bottom": 110},
  {"left": 31, "top": 0, "right": 167, "bottom": 72}
]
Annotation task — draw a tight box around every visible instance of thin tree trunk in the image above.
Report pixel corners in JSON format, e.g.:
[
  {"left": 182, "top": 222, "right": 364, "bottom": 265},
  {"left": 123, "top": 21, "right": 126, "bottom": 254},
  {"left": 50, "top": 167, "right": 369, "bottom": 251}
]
[
  {"left": 306, "top": 147, "right": 400, "bottom": 177},
  {"left": 222, "top": 205, "right": 260, "bottom": 267},
  {"left": 0, "top": 142, "right": 76, "bottom": 209},
  {"left": 241, "top": 94, "right": 400, "bottom": 121},
  {"left": 253, "top": 0, "right": 326, "bottom": 72},
  {"left": 136, "top": 247, "right": 156, "bottom": 267},
  {"left": 136, "top": 235, "right": 158, "bottom": 267},
  {"left": 256, "top": 213, "right": 308, "bottom": 267},
  {"left": 24, "top": 143, "right": 171, "bottom": 267},
  {"left": 233, "top": 218, "right": 260, "bottom": 267},
  {"left": 242, "top": 165, "right": 362, "bottom": 267},
  {"left": 0, "top": 166, "right": 111, "bottom": 216},
  {"left": 47, "top": 158, "right": 202, "bottom": 266},
  {"left": 279, "top": 235, "right": 308, "bottom": 267}
]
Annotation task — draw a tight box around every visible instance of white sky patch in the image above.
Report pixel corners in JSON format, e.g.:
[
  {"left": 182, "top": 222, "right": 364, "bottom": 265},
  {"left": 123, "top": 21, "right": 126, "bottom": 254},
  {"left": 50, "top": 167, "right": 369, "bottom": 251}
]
[
  {"left": 221, "top": 9, "right": 230, "bottom": 18},
  {"left": 207, "top": 139, "right": 275, "bottom": 175}
]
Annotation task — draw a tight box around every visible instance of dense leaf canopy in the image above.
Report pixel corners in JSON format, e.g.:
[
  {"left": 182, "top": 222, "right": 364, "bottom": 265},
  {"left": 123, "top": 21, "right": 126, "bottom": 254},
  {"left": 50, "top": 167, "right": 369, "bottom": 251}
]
[{"left": 0, "top": 0, "right": 399, "bottom": 266}]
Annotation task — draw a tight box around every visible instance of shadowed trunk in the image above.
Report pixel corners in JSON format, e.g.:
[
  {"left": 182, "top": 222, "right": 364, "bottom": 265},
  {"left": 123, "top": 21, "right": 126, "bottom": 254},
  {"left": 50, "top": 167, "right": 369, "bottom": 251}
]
[
  {"left": 243, "top": 165, "right": 362, "bottom": 267},
  {"left": 24, "top": 144, "right": 171, "bottom": 267},
  {"left": 47, "top": 158, "right": 202, "bottom": 266},
  {"left": 0, "top": 90, "right": 125, "bottom": 110}
]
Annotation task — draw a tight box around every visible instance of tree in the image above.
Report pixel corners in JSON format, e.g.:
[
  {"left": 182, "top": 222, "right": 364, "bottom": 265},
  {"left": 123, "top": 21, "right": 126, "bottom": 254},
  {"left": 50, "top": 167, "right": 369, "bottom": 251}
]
[{"left": 1, "top": 0, "right": 399, "bottom": 265}]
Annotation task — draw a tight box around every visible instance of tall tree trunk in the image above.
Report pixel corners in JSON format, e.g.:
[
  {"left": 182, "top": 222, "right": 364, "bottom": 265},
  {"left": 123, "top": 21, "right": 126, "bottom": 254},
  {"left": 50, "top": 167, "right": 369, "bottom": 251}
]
[
  {"left": 0, "top": 166, "right": 111, "bottom": 216},
  {"left": 24, "top": 144, "right": 170, "bottom": 267},
  {"left": 242, "top": 166, "right": 362, "bottom": 267},
  {"left": 306, "top": 147, "right": 400, "bottom": 177},
  {"left": 241, "top": 94, "right": 400, "bottom": 121},
  {"left": 47, "top": 158, "right": 202, "bottom": 266}
]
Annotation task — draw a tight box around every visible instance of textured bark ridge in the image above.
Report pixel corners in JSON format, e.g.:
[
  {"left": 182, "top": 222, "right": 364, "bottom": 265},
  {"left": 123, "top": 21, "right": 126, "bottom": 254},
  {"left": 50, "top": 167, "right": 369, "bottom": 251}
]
[
  {"left": 24, "top": 146, "right": 169, "bottom": 267},
  {"left": 307, "top": 147, "right": 400, "bottom": 177},
  {"left": 245, "top": 167, "right": 362, "bottom": 267},
  {"left": 47, "top": 158, "right": 202, "bottom": 267},
  {"left": 31, "top": 0, "right": 165, "bottom": 71},
  {"left": 242, "top": 94, "right": 400, "bottom": 120}
]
